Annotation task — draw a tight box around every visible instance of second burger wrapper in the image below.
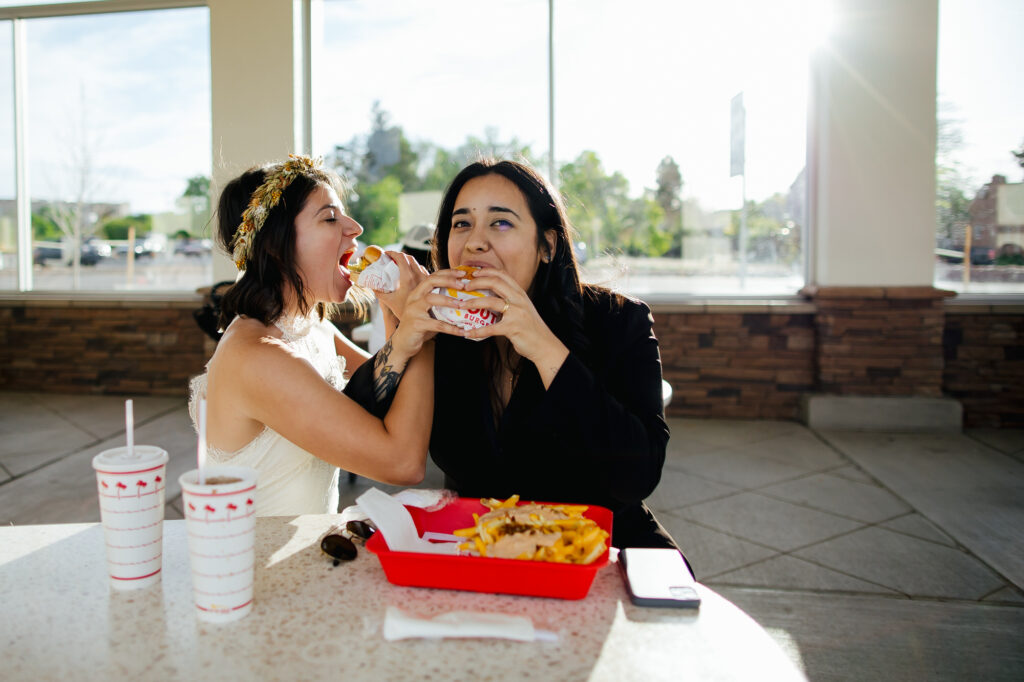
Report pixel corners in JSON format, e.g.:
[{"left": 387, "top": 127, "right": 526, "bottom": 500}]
[
  {"left": 430, "top": 285, "right": 502, "bottom": 334},
  {"left": 357, "top": 256, "right": 401, "bottom": 293}
]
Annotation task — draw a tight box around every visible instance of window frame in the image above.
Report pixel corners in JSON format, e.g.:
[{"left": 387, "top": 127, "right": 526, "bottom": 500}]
[{"left": 1, "top": 0, "right": 208, "bottom": 297}]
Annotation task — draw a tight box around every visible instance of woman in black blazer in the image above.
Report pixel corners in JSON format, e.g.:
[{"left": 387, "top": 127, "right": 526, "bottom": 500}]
[{"left": 428, "top": 159, "right": 679, "bottom": 552}]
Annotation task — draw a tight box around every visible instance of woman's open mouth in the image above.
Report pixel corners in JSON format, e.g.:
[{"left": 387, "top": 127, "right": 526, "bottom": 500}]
[{"left": 339, "top": 249, "right": 355, "bottom": 270}]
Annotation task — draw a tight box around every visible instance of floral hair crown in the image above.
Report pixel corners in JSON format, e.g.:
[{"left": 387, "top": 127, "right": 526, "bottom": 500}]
[{"left": 232, "top": 154, "right": 333, "bottom": 270}]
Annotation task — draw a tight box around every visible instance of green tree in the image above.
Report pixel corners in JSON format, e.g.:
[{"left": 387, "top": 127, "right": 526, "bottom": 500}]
[
  {"left": 329, "top": 103, "right": 420, "bottom": 238},
  {"left": 655, "top": 156, "right": 684, "bottom": 256},
  {"left": 32, "top": 207, "right": 62, "bottom": 241},
  {"left": 1013, "top": 138, "right": 1024, "bottom": 175},
  {"left": 935, "top": 105, "right": 972, "bottom": 247},
  {"left": 558, "top": 151, "right": 631, "bottom": 255},
  {"left": 350, "top": 176, "right": 402, "bottom": 246},
  {"left": 417, "top": 129, "right": 541, "bottom": 192},
  {"left": 330, "top": 104, "right": 547, "bottom": 242},
  {"left": 184, "top": 175, "right": 210, "bottom": 198},
  {"left": 620, "top": 193, "right": 668, "bottom": 256},
  {"left": 179, "top": 174, "right": 211, "bottom": 237},
  {"left": 558, "top": 151, "right": 671, "bottom": 257},
  {"left": 725, "top": 193, "right": 801, "bottom": 265},
  {"left": 101, "top": 214, "right": 152, "bottom": 241},
  {"left": 419, "top": 145, "right": 464, "bottom": 191}
]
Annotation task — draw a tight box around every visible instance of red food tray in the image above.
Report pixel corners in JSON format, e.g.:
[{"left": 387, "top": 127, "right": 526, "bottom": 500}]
[{"left": 365, "top": 497, "right": 612, "bottom": 600}]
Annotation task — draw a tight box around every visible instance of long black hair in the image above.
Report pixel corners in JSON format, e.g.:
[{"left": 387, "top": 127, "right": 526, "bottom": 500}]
[
  {"left": 214, "top": 163, "right": 348, "bottom": 329},
  {"left": 433, "top": 159, "right": 604, "bottom": 356}
]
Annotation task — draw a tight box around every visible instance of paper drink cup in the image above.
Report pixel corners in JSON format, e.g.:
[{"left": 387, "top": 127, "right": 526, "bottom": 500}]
[
  {"left": 179, "top": 465, "right": 258, "bottom": 624},
  {"left": 92, "top": 445, "right": 170, "bottom": 590}
]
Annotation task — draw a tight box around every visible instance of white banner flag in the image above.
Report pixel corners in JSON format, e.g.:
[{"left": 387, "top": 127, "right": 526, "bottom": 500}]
[{"left": 730, "top": 93, "right": 745, "bottom": 178}]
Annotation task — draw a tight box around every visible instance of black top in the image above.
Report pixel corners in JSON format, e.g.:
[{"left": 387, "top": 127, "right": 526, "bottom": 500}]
[
  {"left": 342, "top": 351, "right": 389, "bottom": 418},
  {"left": 429, "top": 289, "right": 675, "bottom": 549}
]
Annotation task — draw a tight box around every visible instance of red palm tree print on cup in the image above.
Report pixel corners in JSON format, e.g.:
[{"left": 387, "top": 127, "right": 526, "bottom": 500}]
[
  {"left": 204, "top": 504, "right": 215, "bottom": 522},
  {"left": 155, "top": 475, "right": 162, "bottom": 484},
  {"left": 136, "top": 480, "right": 148, "bottom": 498},
  {"left": 101, "top": 481, "right": 109, "bottom": 489},
  {"left": 115, "top": 481, "right": 128, "bottom": 499},
  {"left": 226, "top": 502, "right": 238, "bottom": 521}
]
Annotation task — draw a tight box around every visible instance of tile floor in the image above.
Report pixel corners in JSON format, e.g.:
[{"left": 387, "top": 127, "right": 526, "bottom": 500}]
[{"left": 2, "top": 390, "right": 1023, "bottom": 681}]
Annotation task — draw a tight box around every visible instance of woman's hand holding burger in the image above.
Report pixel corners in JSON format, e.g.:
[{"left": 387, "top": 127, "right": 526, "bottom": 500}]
[
  {"left": 387, "top": 267, "right": 474, "bottom": 359},
  {"left": 455, "top": 267, "right": 569, "bottom": 389},
  {"left": 375, "top": 251, "right": 423, "bottom": 321}
]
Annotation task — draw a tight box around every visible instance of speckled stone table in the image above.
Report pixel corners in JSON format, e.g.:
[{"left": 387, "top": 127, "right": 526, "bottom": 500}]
[{"left": 0, "top": 515, "right": 805, "bottom": 681}]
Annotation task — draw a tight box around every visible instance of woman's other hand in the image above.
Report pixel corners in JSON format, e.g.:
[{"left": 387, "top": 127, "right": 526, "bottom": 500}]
[
  {"left": 375, "top": 251, "right": 426, "bottom": 320},
  {"left": 387, "top": 268, "right": 472, "bottom": 359},
  {"left": 456, "top": 267, "right": 569, "bottom": 385}
]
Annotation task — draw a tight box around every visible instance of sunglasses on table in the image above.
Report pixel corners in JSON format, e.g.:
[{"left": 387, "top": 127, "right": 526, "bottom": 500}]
[{"left": 321, "top": 519, "right": 376, "bottom": 565}]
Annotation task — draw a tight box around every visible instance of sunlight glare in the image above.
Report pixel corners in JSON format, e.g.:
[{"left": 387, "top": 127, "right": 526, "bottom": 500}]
[{"left": 799, "top": 0, "right": 837, "bottom": 52}]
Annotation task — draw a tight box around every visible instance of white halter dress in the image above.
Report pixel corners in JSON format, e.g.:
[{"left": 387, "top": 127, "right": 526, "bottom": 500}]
[{"left": 188, "top": 313, "right": 348, "bottom": 516}]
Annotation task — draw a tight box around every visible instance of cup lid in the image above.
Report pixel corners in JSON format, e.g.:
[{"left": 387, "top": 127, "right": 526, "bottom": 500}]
[{"left": 92, "top": 445, "right": 169, "bottom": 472}]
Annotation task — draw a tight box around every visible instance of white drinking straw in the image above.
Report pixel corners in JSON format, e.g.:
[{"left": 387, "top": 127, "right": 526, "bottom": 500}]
[
  {"left": 197, "top": 398, "right": 207, "bottom": 485},
  {"left": 125, "top": 399, "right": 135, "bottom": 458}
]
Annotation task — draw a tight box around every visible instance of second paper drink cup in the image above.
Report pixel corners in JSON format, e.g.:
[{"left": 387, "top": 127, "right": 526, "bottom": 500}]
[
  {"left": 92, "top": 445, "right": 170, "bottom": 590},
  {"left": 179, "top": 465, "right": 258, "bottom": 623}
]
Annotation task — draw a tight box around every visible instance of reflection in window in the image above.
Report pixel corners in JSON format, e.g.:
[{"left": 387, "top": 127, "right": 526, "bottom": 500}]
[
  {"left": 11, "top": 7, "right": 211, "bottom": 292},
  {"left": 319, "top": 0, "right": 811, "bottom": 296},
  {"left": 935, "top": 0, "right": 1024, "bottom": 294}
]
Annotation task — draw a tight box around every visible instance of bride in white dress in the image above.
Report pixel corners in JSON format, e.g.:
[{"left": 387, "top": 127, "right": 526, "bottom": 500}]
[{"left": 188, "top": 156, "right": 467, "bottom": 515}]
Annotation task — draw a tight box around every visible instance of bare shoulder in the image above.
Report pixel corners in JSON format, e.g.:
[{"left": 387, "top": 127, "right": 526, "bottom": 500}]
[{"left": 209, "top": 317, "right": 290, "bottom": 377}]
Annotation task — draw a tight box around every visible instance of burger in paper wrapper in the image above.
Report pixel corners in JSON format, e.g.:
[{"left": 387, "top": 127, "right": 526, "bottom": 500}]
[
  {"left": 430, "top": 266, "right": 502, "bottom": 335},
  {"left": 350, "top": 245, "right": 400, "bottom": 293}
]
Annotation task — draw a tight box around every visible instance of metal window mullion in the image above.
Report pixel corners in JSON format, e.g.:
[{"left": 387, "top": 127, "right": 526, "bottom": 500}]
[
  {"left": 547, "top": 0, "right": 555, "bottom": 186},
  {"left": 0, "top": 1, "right": 204, "bottom": 22},
  {"left": 294, "top": 0, "right": 312, "bottom": 155},
  {"left": 13, "top": 17, "right": 30, "bottom": 292}
]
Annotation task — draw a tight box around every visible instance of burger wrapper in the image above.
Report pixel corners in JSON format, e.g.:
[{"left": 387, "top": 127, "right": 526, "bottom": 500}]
[
  {"left": 430, "top": 286, "right": 502, "bottom": 336},
  {"left": 357, "top": 257, "right": 401, "bottom": 293}
]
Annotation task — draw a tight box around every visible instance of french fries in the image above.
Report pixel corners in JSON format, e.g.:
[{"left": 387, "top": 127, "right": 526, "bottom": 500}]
[{"left": 453, "top": 495, "right": 609, "bottom": 564}]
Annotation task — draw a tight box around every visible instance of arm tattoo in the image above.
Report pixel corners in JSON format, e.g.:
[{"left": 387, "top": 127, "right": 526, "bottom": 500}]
[{"left": 372, "top": 338, "right": 404, "bottom": 404}]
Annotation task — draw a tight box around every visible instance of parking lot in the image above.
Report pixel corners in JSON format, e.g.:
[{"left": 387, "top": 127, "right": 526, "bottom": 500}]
[{"left": 0, "top": 251, "right": 213, "bottom": 292}]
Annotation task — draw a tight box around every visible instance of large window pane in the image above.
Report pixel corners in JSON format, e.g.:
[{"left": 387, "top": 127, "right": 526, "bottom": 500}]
[
  {"left": 934, "top": 0, "right": 1024, "bottom": 294},
  {"left": 318, "top": 1, "right": 809, "bottom": 297},
  {"left": 557, "top": 0, "right": 810, "bottom": 296},
  {"left": 25, "top": 7, "right": 211, "bottom": 292},
  {"left": 0, "top": 20, "right": 14, "bottom": 287},
  {"left": 318, "top": 0, "right": 549, "bottom": 248}
]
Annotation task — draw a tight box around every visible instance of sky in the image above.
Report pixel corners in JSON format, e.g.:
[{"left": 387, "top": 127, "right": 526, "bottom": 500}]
[
  {"left": 0, "top": 0, "right": 1021, "bottom": 216},
  {"left": 0, "top": 6, "right": 211, "bottom": 215},
  {"left": 937, "top": 0, "right": 1024, "bottom": 187},
  {"left": 316, "top": 0, "right": 816, "bottom": 211}
]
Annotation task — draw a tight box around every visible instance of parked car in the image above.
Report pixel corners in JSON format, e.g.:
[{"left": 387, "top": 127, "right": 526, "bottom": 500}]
[
  {"left": 78, "top": 238, "right": 111, "bottom": 266},
  {"left": 115, "top": 235, "right": 165, "bottom": 258},
  {"left": 970, "top": 246, "right": 996, "bottom": 265},
  {"left": 33, "top": 243, "right": 61, "bottom": 265},
  {"left": 32, "top": 239, "right": 111, "bottom": 266},
  {"left": 174, "top": 238, "right": 212, "bottom": 257}
]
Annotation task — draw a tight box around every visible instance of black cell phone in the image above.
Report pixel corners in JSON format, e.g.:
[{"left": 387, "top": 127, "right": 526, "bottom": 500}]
[{"left": 619, "top": 547, "right": 701, "bottom": 609}]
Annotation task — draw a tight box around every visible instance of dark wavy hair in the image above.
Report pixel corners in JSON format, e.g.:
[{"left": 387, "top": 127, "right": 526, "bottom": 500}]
[
  {"left": 433, "top": 159, "right": 609, "bottom": 358},
  {"left": 215, "top": 163, "right": 348, "bottom": 329}
]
